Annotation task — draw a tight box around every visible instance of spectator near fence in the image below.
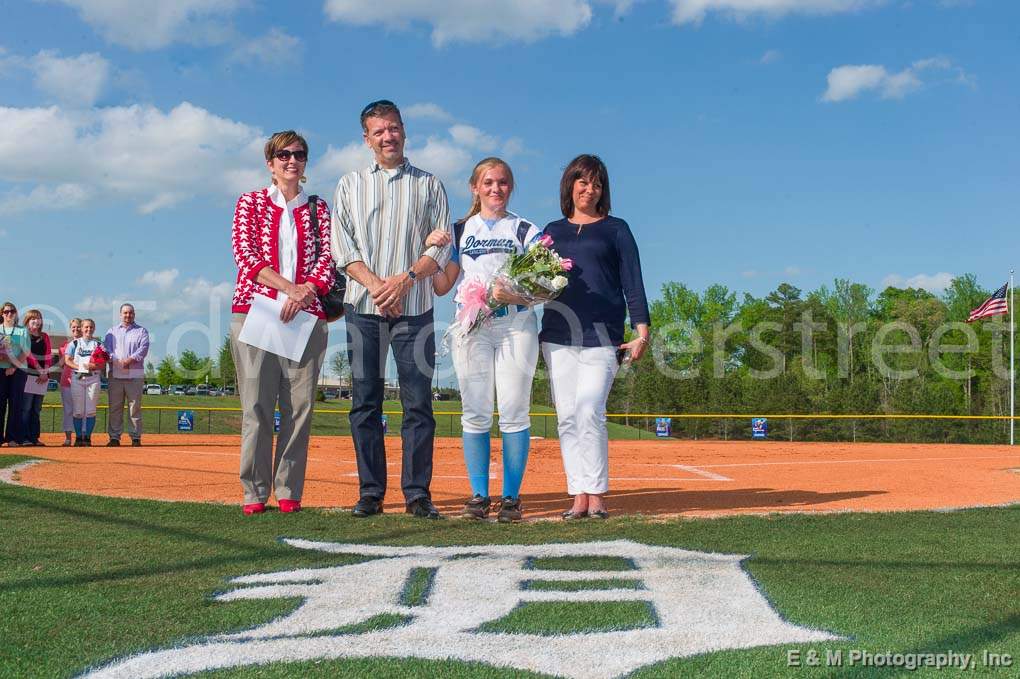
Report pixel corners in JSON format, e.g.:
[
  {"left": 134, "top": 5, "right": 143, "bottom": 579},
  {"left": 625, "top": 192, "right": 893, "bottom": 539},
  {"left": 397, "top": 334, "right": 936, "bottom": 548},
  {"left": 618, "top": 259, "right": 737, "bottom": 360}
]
[
  {"left": 104, "top": 304, "right": 150, "bottom": 447},
  {"left": 0, "top": 302, "right": 30, "bottom": 447},
  {"left": 58, "top": 319, "right": 83, "bottom": 446},
  {"left": 65, "top": 319, "right": 103, "bottom": 447},
  {"left": 18, "top": 309, "right": 53, "bottom": 446}
]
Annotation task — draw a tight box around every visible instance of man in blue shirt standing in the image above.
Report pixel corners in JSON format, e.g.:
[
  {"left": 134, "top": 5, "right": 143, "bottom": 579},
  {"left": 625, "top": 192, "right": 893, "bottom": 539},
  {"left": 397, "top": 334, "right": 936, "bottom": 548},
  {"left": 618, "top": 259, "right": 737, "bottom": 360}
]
[{"left": 104, "top": 303, "right": 150, "bottom": 447}]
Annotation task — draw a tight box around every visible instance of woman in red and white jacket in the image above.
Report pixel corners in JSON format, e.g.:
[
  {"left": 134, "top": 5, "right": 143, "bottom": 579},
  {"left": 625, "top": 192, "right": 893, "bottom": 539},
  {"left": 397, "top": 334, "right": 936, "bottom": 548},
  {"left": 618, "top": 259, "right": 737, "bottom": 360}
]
[{"left": 229, "top": 129, "right": 334, "bottom": 516}]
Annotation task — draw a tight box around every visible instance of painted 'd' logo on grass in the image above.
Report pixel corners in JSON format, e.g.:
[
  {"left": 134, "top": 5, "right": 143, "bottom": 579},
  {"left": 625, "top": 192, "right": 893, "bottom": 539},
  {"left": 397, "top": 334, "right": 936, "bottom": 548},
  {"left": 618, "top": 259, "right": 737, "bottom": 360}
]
[{"left": 82, "top": 540, "right": 840, "bottom": 679}]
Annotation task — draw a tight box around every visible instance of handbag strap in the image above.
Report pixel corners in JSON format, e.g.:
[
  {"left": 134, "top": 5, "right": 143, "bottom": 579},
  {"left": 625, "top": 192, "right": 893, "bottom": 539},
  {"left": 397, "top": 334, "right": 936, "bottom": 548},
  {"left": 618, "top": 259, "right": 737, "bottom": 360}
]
[{"left": 308, "top": 195, "right": 321, "bottom": 259}]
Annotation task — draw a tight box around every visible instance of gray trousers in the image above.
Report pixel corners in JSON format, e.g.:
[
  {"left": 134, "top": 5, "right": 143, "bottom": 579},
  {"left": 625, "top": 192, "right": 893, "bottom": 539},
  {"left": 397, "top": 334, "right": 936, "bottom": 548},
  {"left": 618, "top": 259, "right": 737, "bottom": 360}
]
[
  {"left": 107, "top": 377, "right": 144, "bottom": 440},
  {"left": 230, "top": 313, "right": 327, "bottom": 504}
]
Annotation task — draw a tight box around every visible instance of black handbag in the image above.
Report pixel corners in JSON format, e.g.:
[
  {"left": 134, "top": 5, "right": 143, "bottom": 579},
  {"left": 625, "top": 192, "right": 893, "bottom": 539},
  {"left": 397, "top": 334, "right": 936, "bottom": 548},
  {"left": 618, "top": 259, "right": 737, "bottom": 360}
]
[{"left": 308, "top": 195, "right": 346, "bottom": 322}]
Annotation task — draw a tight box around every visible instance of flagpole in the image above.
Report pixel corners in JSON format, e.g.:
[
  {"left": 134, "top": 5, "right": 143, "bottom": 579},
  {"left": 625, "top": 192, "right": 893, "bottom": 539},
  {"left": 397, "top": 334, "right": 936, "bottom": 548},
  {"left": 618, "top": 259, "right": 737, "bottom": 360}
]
[{"left": 1011, "top": 269, "right": 1015, "bottom": 446}]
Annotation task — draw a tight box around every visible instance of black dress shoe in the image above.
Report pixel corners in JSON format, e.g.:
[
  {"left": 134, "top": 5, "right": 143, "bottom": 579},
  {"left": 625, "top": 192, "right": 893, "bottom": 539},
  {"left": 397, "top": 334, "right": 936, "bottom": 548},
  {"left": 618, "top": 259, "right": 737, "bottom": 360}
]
[
  {"left": 106, "top": 439, "right": 120, "bottom": 447},
  {"left": 406, "top": 497, "right": 441, "bottom": 519},
  {"left": 352, "top": 497, "right": 383, "bottom": 518},
  {"left": 131, "top": 439, "right": 141, "bottom": 447}
]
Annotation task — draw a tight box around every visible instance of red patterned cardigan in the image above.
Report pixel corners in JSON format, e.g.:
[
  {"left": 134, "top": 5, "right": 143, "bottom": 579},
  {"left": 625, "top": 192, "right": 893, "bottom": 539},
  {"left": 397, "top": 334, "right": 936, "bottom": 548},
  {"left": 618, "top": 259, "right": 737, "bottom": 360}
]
[{"left": 231, "top": 189, "right": 335, "bottom": 320}]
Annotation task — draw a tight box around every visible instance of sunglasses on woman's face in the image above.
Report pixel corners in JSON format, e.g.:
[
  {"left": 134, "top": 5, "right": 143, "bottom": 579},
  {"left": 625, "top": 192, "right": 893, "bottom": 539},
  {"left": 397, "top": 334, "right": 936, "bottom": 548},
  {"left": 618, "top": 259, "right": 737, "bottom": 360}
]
[
  {"left": 2, "top": 309, "right": 15, "bottom": 315},
  {"left": 274, "top": 149, "right": 307, "bottom": 162}
]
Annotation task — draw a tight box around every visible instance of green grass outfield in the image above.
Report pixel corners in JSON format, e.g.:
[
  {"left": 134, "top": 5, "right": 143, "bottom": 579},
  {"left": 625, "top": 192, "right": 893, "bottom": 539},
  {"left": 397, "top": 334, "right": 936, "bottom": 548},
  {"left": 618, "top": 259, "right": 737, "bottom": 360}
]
[
  {"left": 36, "top": 394, "right": 648, "bottom": 440},
  {"left": 2, "top": 454, "right": 1018, "bottom": 678}
]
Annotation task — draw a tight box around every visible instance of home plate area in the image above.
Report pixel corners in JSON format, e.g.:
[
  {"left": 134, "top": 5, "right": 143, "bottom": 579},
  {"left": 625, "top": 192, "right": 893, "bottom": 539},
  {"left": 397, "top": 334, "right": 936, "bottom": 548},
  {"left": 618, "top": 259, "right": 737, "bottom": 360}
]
[{"left": 9, "top": 435, "right": 1020, "bottom": 517}]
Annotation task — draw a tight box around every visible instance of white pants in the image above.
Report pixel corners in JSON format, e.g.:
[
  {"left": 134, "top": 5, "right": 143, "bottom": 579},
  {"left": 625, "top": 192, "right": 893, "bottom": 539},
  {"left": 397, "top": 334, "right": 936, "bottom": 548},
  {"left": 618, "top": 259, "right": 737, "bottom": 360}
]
[
  {"left": 453, "top": 310, "right": 539, "bottom": 434},
  {"left": 70, "top": 375, "right": 101, "bottom": 418},
  {"left": 542, "top": 343, "right": 619, "bottom": 495},
  {"left": 60, "top": 384, "right": 74, "bottom": 432}
]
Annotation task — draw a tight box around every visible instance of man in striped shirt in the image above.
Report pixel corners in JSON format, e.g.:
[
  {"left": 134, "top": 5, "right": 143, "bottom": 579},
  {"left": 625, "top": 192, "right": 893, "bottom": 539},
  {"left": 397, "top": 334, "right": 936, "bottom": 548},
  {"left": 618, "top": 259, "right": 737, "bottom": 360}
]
[{"left": 331, "top": 99, "right": 452, "bottom": 520}]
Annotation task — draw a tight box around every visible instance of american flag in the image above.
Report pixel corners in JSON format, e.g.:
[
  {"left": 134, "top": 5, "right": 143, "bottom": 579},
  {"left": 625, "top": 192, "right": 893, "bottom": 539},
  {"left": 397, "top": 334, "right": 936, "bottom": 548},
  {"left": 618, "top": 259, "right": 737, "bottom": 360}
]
[{"left": 966, "top": 282, "right": 1009, "bottom": 322}]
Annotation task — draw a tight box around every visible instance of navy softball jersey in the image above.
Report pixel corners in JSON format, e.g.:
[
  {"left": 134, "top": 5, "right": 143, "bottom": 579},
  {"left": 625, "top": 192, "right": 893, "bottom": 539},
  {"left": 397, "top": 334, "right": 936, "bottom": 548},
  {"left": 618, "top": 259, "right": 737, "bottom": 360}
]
[{"left": 539, "top": 215, "right": 651, "bottom": 348}]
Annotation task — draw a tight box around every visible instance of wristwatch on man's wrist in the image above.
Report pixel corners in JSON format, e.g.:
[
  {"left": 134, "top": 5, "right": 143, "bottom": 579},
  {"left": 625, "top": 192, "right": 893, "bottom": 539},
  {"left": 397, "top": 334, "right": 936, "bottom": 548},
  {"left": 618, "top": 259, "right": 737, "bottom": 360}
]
[{"left": 406, "top": 269, "right": 417, "bottom": 284}]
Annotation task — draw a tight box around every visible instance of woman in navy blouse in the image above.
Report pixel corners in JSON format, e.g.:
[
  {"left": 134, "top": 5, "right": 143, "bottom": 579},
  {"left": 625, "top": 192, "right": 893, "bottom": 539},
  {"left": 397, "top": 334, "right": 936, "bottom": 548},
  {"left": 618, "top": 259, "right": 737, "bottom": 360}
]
[{"left": 540, "top": 155, "right": 651, "bottom": 519}]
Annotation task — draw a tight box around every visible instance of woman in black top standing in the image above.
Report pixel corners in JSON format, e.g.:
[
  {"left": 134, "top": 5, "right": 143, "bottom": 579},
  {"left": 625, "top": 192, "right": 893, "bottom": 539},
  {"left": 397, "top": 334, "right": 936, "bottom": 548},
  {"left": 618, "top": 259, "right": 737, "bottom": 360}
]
[{"left": 540, "top": 155, "right": 651, "bottom": 519}]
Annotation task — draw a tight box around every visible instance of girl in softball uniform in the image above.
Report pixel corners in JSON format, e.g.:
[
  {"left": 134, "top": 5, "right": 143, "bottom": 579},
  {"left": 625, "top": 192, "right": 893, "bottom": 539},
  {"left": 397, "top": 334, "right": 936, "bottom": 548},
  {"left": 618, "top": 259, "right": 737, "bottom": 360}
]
[
  {"left": 64, "top": 319, "right": 103, "bottom": 446},
  {"left": 425, "top": 157, "right": 541, "bottom": 522}
]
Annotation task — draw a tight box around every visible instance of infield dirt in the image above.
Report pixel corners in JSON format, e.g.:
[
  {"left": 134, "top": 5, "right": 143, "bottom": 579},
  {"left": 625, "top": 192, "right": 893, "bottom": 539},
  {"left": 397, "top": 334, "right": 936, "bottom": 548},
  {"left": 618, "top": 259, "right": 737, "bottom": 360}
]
[{"left": 4, "top": 435, "right": 1018, "bottom": 519}]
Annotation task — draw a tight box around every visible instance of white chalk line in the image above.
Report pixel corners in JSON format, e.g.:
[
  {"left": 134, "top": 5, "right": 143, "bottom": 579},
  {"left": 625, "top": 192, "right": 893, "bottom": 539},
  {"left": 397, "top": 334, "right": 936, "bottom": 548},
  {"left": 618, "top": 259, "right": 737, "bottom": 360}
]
[{"left": 698, "top": 455, "right": 1020, "bottom": 469}]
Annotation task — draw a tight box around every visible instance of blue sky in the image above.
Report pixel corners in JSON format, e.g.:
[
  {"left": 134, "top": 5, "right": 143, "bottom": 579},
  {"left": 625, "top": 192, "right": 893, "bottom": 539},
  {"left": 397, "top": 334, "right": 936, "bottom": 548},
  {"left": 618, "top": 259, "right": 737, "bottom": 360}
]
[{"left": 1, "top": 0, "right": 1017, "bottom": 380}]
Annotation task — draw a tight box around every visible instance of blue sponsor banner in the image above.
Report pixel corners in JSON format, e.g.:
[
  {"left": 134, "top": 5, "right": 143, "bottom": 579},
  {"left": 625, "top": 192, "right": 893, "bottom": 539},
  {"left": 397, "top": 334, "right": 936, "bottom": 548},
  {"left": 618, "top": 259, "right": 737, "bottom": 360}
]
[
  {"left": 177, "top": 410, "right": 194, "bottom": 432},
  {"left": 274, "top": 411, "right": 281, "bottom": 433},
  {"left": 655, "top": 417, "right": 672, "bottom": 438},
  {"left": 381, "top": 414, "right": 388, "bottom": 435},
  {"left": 752, "top": 417, "right": 768, "bottom": 439}
]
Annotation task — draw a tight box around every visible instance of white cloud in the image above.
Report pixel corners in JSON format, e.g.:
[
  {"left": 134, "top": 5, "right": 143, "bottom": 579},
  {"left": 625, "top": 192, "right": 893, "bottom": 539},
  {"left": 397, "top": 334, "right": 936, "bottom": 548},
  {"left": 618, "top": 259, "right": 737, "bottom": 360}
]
[
  {"left": 0, "top": 183, "right": 89, "bottom": 215},
  {"left": 0, "top": 102, "right": 265, "bottom": 213},
  {"left": 822, "top": 58, "right": 965, "bottom": 102},
  {"left": 0, "top": 49, "right": 113, "bottom": 107},
  {"left": 30, "top": 50, "right": 112, "bottom": 106},
  {"left": 229, "top": 28, "right": 301, "bottom": 67},
  {"left": 404, "top": 102, "right": 453, "bottom": 122},
  {"left": 310, "top": 121, "right": 525, "bottom": 199},
  {"left": 881, "top": 272, "right": 955, "bottom": 294},
  {"left": 138, "top": 268, "right": 180, "bottom": 291},
  {"left": 322, "top": 0, "right": 593, "bottom": 46},
  {"left": 669, "top": 0, "right": 883, "bottom": 26},
  {"left": 784, "top": 266, "right": 801, "bottom": 276},
  {"left": 75, "top": 273, "right": 234, "bottom": 324},
  {"left": 760, "top": 49, "right": 781, "bottom": 64},
  {"left": 448, "top": 124, "right": 499, "bottom": 152},
  {"left": 50, "top": 0, "right": 245, "bottom": 50}
]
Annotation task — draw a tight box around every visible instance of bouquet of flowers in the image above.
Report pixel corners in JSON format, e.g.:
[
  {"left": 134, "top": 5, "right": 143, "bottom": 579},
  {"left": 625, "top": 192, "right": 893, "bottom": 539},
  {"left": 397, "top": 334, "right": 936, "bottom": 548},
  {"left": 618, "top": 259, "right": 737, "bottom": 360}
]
[
  {"left": 89, "top": 344, "right": 109, "bottom": 373},
  {"left": 452, "top": 234, "right": 572, "bottom": 337}
]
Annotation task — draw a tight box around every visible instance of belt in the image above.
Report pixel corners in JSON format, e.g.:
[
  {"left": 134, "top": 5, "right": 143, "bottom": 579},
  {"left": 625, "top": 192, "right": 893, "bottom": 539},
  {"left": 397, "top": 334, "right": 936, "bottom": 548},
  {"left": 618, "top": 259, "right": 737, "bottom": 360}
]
[{"left": 492, "top": 305, "right": 526, "bottom": 318}]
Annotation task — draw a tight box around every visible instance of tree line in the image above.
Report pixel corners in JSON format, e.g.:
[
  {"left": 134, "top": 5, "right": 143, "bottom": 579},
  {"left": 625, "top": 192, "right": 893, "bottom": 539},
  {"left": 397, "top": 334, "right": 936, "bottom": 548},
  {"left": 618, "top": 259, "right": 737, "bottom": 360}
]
[{"left": 531, "top": 274, "right": 1015, "bottom": 444}]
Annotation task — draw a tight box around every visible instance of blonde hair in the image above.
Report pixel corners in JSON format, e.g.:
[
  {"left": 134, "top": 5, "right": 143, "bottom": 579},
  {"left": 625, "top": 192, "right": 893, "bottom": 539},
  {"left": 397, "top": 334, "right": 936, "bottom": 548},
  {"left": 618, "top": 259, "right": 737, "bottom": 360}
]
[
  {"left": 463, "top": 157, "right": 514, "bottom": 221},
  {"left": 22, "top": 309, "right": 42, "bottom": 326},
  {"left": 81, "top": 318, "right": 96, "bottom": 330},
  {"left": 70, "top": 317, "right": 82, "bottom": 326}
]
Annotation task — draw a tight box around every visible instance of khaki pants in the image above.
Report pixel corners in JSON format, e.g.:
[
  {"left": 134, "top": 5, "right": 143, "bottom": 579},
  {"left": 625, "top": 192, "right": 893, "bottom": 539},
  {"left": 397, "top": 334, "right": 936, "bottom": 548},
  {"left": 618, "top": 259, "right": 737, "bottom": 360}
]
[
  {"left": 108, "top": 377, "right": 144, "bottom": 441},
  {"left": 230, "top": 313, "right": 327, "bottom": 504}
]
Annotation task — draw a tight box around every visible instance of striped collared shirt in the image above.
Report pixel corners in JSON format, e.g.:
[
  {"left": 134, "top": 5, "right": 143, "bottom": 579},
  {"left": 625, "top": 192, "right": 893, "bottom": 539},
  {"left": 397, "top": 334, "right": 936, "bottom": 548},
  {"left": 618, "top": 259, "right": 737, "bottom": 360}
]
[{"left": 330, "top": 158, "right": 452, "bottom": 316}]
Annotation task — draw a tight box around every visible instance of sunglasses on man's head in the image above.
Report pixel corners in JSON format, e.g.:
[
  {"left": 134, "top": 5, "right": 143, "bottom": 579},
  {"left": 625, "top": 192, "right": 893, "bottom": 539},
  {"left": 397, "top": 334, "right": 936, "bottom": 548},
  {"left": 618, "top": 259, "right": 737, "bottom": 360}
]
[
  {"left": 360, "top": 99, "right": 395, "bottom": 117},
  {"left": 274, "top": 149, "right": 307, "bottom": 162}
]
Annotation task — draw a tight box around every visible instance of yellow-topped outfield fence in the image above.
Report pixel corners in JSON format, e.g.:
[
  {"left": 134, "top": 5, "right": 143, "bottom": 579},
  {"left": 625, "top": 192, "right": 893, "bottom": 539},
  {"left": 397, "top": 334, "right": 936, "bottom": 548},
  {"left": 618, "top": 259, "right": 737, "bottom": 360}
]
[{"left": 38, "top": 404, "right": 1019, "bottom": 443}]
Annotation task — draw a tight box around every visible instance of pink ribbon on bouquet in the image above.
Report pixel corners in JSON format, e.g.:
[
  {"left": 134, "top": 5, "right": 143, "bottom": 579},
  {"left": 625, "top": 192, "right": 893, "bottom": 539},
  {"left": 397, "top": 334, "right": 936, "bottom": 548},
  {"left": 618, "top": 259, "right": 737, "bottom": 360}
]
[{"left": 454, "top": 277, "right": 492, "bottom": 331}]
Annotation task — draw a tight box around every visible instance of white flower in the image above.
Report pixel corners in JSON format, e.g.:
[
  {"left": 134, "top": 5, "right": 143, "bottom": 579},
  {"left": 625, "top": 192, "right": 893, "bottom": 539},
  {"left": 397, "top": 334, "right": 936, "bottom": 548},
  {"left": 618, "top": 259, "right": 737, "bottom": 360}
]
[{"left": 551, "top": 275, "right": 568, "bottom": 290}]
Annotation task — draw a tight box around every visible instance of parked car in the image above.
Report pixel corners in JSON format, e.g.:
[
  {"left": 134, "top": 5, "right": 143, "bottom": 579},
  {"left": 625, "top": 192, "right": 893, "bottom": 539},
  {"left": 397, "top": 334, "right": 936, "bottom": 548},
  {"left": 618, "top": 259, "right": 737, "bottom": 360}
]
[
  {"left": 223, "top": 385, "right": 236, "bottom": 396},
  {"left": 208, "top": 388, "right": 222, "bottom": 397},
  {"left": 185, "top": 386, "right": 196, "bottom": 396},
  {"left": 323, "top": 387, "right": 340, "bottom": 399},
  {"left": 144, "top": 383, "right": 163, "bottom": 395},
  {"left": 171, "top": 385, "right": 186, "bottom": 396},
  {"left": 195, "top": 383, "right": 211, "bottom": 396}
]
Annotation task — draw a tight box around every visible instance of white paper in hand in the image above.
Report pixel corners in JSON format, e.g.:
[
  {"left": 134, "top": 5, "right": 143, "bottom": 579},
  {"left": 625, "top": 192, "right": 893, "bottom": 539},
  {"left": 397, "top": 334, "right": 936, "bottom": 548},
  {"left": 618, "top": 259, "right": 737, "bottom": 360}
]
[
  {"left": 237, "top": 293, "right": 316, "bottom": 362},
  {"left": 25, "top": 376, "right": 48, "bottom": 395}
]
